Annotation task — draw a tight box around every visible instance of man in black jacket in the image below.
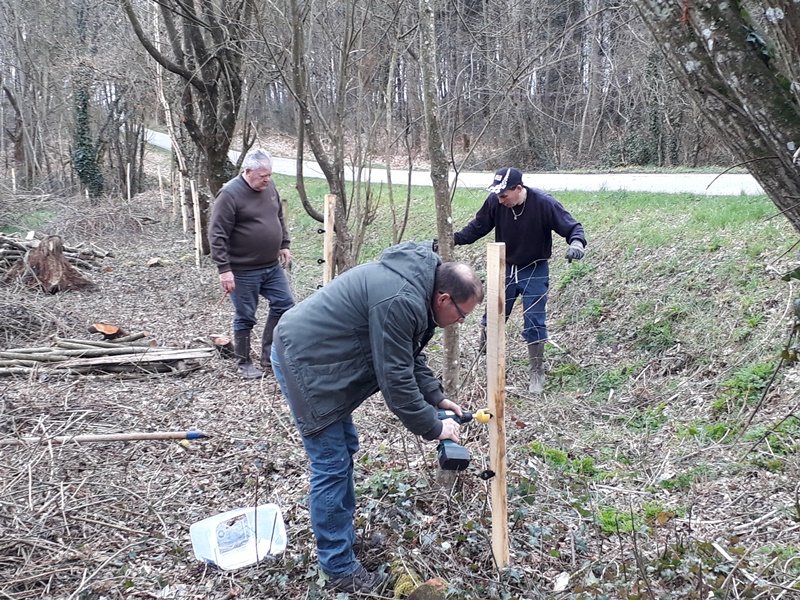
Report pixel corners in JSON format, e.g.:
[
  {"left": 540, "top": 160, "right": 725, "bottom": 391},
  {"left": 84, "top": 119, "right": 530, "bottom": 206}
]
[
  {"left": 209, "top": 148, "right": 295, "bottom": 378},
  {"left": 455, "top": 167, "right": 586, "bottom": 394},
  {"left": 272, "top": 241, "right": 483, "bottom": 593}
]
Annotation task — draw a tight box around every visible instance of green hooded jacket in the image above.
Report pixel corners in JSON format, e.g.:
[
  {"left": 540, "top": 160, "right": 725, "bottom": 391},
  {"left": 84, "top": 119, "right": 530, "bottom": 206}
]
[{"left": 275, "top": 241, "right": 446, "bottom": 439}]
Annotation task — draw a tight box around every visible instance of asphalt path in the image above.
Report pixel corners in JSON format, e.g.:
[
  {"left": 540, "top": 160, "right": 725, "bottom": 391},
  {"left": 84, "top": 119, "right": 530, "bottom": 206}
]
[{"left": 146, "top": 129, "right": 764, "bottom": 196}]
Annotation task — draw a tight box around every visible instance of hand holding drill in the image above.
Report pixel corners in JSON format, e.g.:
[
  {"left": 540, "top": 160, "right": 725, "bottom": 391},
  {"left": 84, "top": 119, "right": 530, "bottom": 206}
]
[{"left": 436, "top": 407, "right": 491, "bottom": 471}]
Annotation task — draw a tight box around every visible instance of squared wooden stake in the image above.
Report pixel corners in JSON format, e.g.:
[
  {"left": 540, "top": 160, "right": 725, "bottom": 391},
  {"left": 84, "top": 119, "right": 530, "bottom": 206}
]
[
  {"left": 190, "top": 179, "right": 202, "bottom": 268},
  {"left": 323, "top": 194, "right": 336, "bottom": 285},
  {"left": 158, "top": 165, "right": 165, "bottom": 209},
  {"left": 486, "top": 242, "right": 509, "bottom": 569}
]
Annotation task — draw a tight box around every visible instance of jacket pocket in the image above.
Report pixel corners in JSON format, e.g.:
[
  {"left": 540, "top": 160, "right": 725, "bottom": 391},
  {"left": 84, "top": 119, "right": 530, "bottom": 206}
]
[{"left": 304, "top": 357, "right": 375, "bottom": 419}]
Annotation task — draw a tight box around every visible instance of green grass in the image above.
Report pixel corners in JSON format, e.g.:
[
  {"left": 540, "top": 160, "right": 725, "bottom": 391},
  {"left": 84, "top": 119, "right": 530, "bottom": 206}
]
[
  {"left": 1, "top": 209, "right": 57, "bottom": 234},
  {"left": 712, "top": 361, "right": 776, "bottom": 415},
  {"left": 273, "top": 173, "right": 783, "bottom": 262}
]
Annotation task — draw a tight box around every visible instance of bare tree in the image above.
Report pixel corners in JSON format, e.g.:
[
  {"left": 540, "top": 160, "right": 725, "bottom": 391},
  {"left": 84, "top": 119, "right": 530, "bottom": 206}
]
[
  {"left": 120, "top": 0, "right": 256, "bottom": 251},
  {"left": 256, "top": 0, "right": 408, "bottom": 271}
]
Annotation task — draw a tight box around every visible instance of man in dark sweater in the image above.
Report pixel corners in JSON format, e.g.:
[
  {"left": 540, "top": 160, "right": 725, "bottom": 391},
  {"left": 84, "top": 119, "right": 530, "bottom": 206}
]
[
  {"left": 454, "top": 167, "right": 586, "bottom": 394},
  {"left": 209, "top": 148, "right": 295, "bottom": 378}
]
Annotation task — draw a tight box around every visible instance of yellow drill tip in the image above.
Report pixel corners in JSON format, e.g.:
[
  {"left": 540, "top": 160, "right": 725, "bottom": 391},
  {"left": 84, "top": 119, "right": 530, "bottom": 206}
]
[{"left": 474, "top": 409, "right": 492, "bottom": 423}]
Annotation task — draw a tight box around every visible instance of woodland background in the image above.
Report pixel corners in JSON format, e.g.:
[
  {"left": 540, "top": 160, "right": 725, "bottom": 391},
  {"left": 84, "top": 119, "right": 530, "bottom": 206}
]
[{"left": 1, "top": 1, "right": 800, "bottom": 598}]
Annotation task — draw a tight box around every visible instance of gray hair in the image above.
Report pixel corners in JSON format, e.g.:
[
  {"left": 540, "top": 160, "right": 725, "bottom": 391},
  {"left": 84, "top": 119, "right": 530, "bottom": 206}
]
[{"left": 242, "top": 148, "right": 273, "bottom": 171}]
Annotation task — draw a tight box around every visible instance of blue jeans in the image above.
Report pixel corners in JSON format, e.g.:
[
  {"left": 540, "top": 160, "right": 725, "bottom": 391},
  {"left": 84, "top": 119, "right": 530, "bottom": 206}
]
[
  {"left": 230, "top": 265, "right": 294, "bottom": 333},
  {"left": 271, "top": 344, "right": 360, "bottom": 578},
  {"left": 481, "top": 260, "right": 549, "bottom": 343}
]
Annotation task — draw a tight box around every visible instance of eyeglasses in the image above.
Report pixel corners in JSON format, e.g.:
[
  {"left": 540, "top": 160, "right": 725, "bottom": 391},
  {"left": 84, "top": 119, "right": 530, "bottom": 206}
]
[{"left": 451, "top": 297, "right": 468, "bottom": 321}]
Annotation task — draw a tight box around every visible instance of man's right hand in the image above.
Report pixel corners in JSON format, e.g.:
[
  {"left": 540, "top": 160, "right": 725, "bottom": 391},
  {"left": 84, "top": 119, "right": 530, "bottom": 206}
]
[
  {"left": 219, "top": 271, "right": 235, "bottom": 293},
  {"left": 437, "top": 418, "right": 460, "bottom": 443}
]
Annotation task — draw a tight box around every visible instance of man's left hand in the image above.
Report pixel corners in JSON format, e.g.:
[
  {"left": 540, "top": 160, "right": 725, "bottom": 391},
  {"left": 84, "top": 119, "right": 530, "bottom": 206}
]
[
  {"left": 279, "top": 248, "right": 292, "bottom": 268},
  {"left": 565, "top": 240, "right": 585, "bottom": 263}
]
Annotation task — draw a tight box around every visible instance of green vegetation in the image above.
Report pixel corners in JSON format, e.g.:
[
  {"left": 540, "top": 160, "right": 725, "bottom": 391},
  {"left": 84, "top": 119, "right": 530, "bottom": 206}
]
[
  {"left": 712, "top": 361, "right": 775, "bottom": 415},
  {"left": 659, "top": 465, "right": 710, "bottom": 492},
  {"left": 1, "top": 209, "right": 58, "bottom": 234}
]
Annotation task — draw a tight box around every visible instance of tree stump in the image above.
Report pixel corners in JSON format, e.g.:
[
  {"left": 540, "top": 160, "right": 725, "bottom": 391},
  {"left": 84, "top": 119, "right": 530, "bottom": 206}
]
[{"left": 5, "top": 235, "right": 95, "bottom": 293}]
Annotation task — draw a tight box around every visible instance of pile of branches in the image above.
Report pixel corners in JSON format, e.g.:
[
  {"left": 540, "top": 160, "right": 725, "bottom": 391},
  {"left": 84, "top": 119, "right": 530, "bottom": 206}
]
[
  {"left": 0, "top": 332, "right": 215, "bottom": 377},
  {"left": 0, "top": 232, "right": 112, "bottom": 275}
]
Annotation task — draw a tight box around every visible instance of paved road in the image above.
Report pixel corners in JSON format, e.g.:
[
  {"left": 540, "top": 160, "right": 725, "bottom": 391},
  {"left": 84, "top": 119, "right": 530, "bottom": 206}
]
[{"left": 146, "top": 129, "right": 764, "bottom": 196}]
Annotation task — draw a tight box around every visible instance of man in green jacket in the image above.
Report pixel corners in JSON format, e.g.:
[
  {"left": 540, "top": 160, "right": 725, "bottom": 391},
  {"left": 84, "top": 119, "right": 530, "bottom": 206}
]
[{"left": 272, "top": 241, "right": 483, "bottom": 593}]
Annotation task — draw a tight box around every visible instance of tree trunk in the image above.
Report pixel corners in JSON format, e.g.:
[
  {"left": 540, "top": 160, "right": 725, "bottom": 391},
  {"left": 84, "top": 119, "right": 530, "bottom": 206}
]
[
  {"left": 635, "top": 1, "right": 800, "bottom": 230},
  {"left": 419, "top": 0, "right": 459, "bottom": 396}
]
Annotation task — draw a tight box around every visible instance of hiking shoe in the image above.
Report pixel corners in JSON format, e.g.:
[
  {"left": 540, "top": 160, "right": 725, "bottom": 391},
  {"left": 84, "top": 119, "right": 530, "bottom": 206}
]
[
  {"left": 328, "top": 565, "right": 386, "bottom": 594},
  {"left": 236, "top": 362, "right": 264, "bottom": 379}
]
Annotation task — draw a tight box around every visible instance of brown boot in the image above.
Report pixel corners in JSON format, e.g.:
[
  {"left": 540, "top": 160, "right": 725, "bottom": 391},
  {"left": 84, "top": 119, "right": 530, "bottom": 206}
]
[
  {"left": 234, "top": 330, "right": 263, "bottom": 379},
  {"left": 527, "top": 342, "right": 545, "bottom": 394}
]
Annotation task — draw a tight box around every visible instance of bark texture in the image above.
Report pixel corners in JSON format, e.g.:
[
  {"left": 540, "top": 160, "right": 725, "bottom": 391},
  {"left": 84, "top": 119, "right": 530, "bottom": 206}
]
[{"left": 636, "top": 1, "right": 800, "bottom": 230}]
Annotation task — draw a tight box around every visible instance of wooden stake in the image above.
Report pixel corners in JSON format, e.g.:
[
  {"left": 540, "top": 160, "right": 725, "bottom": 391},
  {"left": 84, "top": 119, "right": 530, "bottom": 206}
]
[
  {"left": 157, "top": 165, "right": 165, "bottom": 209},
  {"left": 179, "top": 173, "right": 188, "bottom": 234},
  {"left": 11, "top": 168, "right": 16, "bottom": 193},
  {"left": 190, "top": 179, "right": 201, "bottom": 268},
  {"left": 170, "top": 171, "right": 177, "bottom": 221},
  {"left": 323, "top": 194, "right": 336, "bottom": 285},
  {"left": 486, "top": 242, "right": 509, "bottom": 569},
  {"left": 126, "top": 162, "right": 131, "bottom": 201}
]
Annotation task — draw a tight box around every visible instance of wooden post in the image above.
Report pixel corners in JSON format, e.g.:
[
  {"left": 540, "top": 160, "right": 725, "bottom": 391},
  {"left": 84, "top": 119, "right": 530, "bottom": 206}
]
[
  {"left": 157, "top": 165, "right": 165, "bottom": 209},
  {"left": 190, "top": 179, "right": 202, "bottom": 268},
  {"left": 170, "top": 171, "right": 177, "bottom": 221},
  {"left": 179, "top": 173, "right": 188, "bottom": 234},
  {"left": 126, "top": 162, "right": 131, "bottom": 201},
  {"left": 323, "top": 194, "right": 336, "bottom": 285},
  {"left": 486, "top": 242, "right": 509, "bottom": 569}
]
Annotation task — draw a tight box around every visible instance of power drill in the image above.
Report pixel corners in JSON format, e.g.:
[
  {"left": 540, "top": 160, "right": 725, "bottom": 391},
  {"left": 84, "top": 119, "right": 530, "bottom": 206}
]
[{"left": 436, "top": 409, "right": 491, "bottom": 471}]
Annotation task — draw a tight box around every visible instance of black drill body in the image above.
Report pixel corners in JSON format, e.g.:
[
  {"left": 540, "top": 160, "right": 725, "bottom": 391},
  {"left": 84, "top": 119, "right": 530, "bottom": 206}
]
[{"left": 436, "top": 410, "right": 476, "bottom": 471}]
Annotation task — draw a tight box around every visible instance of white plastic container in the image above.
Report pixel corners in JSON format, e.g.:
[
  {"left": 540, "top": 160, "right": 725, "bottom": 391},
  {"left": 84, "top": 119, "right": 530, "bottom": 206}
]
[{"left": 190, "top": 503, "right": 287, "bottom": 570}]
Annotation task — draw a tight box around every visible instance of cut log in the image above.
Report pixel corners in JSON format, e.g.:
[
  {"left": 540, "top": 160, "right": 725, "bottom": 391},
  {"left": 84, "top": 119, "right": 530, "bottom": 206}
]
[
  {"left": 210, "top": 335, "right": 234, "bottom": 358},
  {"left": 88, "top": 323, "right": 128, "bottom": 339},
  {"left": 4, "top": 235, "right": 95, "bottom": 293}
]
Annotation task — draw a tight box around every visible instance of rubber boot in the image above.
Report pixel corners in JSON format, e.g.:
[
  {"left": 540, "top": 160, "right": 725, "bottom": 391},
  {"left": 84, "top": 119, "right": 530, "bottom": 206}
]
[
  {"left": 234, "top": 330, "right": 263, "bottom": 379},
  {"left": 527, "top": 342, "right": 545, "bottom": 394},
  {"left": 260, "top": 315, "right": 281, "bottom": 370}
]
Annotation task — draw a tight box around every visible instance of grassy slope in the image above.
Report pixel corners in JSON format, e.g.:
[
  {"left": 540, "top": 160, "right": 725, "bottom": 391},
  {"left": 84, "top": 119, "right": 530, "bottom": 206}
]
[{"left": 278, "top": 174, "right": 800, "bottom": 597}]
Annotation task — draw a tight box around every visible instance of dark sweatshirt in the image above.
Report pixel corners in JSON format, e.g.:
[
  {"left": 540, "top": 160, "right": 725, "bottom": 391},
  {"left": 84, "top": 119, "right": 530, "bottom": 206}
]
[
  {"left": 454, "top": 186, "right": 585, "bottom": 266},
  {"left": 209, "top": 175, "right": 290, "bottom": 273}
]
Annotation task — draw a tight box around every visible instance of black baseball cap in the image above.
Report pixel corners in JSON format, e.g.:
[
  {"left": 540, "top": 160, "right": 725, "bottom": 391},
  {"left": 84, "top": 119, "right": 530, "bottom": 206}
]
[{"left": 487, "top": 167, "right": 524, "bottom": 194}]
